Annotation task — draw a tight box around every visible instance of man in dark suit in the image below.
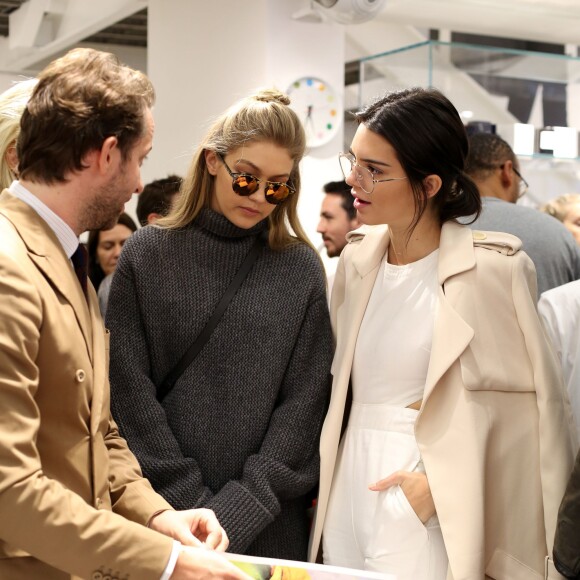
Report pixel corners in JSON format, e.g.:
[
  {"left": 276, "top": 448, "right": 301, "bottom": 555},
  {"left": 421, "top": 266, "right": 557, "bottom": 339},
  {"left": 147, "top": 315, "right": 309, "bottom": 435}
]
[{"left": 0, "top": 47, "right": 245, "bottom": 580}]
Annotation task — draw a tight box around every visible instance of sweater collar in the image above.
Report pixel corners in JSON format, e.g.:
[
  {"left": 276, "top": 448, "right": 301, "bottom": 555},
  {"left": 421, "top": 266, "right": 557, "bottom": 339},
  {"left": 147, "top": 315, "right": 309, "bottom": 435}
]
[{"left": 195, "top": 208, "right": 268, "bottom": 238}]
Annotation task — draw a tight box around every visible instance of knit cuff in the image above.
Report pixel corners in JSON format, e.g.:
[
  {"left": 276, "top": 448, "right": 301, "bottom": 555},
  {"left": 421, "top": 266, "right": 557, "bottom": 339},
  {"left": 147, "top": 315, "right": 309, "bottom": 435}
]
[{"left": 206, "top": 480, "right": 274, "bottom": 554}]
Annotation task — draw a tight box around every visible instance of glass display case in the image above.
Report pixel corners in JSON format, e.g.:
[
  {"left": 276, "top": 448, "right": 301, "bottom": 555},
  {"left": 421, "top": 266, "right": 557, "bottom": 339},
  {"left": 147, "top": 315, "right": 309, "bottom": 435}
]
[{"left": 349, "top": 41, "right": 580, "bottom": 204}]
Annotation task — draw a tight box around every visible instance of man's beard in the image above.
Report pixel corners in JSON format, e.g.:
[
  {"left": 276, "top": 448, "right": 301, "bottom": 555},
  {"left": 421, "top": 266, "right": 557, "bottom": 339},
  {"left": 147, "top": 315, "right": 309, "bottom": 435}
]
[
  {"left": 79, "top": 175, "right": 126, "bottom": 232},
  {"left": 325, "top": 240, "right": 341, "bottom": 258}
]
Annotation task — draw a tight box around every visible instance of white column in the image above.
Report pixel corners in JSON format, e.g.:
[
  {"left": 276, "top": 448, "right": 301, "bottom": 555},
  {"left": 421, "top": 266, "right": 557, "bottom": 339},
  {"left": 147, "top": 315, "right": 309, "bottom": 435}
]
[{"left": 146, "top": 0, "right": 346, "bottom": 265}]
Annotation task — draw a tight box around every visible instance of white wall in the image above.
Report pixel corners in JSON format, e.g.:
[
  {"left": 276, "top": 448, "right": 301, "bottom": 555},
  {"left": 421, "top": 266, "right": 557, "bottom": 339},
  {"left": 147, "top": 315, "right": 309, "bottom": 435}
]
[
  {"left": 4, "top": 2, "right": 580, "bottom": 228},
  {"left": 146, "top": 0, "right": 345, "bottom": 273}
]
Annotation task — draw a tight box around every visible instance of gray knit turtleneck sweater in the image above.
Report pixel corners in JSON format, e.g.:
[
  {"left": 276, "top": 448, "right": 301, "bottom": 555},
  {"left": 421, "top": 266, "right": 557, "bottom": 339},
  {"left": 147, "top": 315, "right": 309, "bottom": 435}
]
[{"left": 107, "top": 209, "right": 333, "bottom": 560}]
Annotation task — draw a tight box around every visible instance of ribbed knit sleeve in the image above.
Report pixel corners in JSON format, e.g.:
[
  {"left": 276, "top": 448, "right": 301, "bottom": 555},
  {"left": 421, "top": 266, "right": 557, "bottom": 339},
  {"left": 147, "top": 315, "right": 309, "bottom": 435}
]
[
  {"left": 107, "top": 237, "right": 214, "bottom": 509},
  {"left": 107, "top": 211, "right": 333, "bottom": 559},
  {"left": 205, "top": 292, "right": 332, "bottom": 553}
]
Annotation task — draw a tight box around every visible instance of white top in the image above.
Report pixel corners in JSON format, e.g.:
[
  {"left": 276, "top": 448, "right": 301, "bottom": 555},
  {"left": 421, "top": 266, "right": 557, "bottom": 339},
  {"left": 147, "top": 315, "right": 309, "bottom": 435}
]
[
  {"left": 538, "top": 279, "right": 580, "bottom": 440},
  {"left": 352, "top": 248, "right": 439, "bottom": 406}
]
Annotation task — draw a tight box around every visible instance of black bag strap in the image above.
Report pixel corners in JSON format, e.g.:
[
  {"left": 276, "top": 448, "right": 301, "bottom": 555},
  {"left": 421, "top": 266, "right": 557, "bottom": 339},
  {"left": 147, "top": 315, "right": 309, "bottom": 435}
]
[{"left": 157, "top": 234, "right": 265, "bottom": 402}]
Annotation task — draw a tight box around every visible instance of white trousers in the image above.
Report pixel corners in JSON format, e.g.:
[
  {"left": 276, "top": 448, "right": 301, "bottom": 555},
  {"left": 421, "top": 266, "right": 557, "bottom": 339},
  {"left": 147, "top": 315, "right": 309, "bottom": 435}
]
[{"left": 323, "top": 403, "right": 448, "bottom": 580}]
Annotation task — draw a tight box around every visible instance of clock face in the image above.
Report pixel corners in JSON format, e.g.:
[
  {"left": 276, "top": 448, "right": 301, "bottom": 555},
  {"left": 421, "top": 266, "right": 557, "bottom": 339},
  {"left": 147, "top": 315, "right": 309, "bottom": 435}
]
[{"left": 287, "top": 77, "right": 342, "bottom": 148}]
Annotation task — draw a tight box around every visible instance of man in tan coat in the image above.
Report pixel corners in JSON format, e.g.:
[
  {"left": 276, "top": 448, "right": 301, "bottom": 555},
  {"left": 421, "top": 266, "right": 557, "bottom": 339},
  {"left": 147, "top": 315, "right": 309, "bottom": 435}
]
[{"left": 0, "top": 48, "right": 246, "bottom": 580}]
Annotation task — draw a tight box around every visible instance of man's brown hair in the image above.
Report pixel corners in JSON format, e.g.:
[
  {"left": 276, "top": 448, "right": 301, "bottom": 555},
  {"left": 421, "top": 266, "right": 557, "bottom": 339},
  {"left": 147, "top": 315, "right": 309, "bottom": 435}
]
[{"left": 17, "top": 48, "right": 155, "bottom": 185}]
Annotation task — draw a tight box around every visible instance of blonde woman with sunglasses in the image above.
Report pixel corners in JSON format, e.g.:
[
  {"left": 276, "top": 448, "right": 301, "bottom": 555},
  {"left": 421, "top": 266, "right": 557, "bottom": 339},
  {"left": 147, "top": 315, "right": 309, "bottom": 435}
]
[
  {"left": 308, "top": 87, "right": 575, "bottom": 580},
  {"left": 106, "top": 88, "right": 333, "bottom": 561}
]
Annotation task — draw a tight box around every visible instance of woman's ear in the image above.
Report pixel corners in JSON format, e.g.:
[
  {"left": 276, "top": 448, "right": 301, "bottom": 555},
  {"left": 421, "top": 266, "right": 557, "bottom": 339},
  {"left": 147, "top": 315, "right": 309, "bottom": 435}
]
[
  {"left": 423, "top": 174, "right": 442, "bottom": 199},
  {"left": 5, "top": 142, "right": 19, "bottom": 175},
  {"left": 205, "top": 149, "right": 219, "bottom": 176}
]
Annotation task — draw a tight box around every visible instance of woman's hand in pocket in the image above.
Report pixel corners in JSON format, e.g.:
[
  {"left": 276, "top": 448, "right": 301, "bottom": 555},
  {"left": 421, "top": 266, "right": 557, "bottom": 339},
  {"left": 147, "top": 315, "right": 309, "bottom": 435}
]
[{"left": 369, "top": 470, "right": 436, "bottom": 523}]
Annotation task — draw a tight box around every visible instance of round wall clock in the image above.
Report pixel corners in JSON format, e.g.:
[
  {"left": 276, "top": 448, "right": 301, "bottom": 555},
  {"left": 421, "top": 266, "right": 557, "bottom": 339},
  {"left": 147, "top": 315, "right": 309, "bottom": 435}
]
[{"left": 287, "top": 77, "right": 342, "bottom": 148}]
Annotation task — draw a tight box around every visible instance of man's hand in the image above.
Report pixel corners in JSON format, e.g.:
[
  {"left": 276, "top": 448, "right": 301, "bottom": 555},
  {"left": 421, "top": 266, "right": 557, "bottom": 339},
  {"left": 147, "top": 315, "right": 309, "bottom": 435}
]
[
  {"left": 149, "top": 508, "right": 229, "bottom": 551},
  {"left": 171, "top": 547, "right": 251, "bottom": 580}
]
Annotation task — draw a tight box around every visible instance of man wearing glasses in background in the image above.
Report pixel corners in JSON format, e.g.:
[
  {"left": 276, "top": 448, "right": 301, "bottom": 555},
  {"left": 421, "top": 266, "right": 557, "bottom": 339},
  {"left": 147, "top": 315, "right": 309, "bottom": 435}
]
[{"left": 464, "top": 132, "right": 580, "bottom": 296}]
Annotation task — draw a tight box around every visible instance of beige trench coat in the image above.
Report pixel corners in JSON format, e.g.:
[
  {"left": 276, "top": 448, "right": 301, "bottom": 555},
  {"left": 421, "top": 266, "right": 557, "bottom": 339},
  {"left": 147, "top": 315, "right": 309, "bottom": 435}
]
[{"left": 309, "top": 220, "right": 576, "bottom": 580}]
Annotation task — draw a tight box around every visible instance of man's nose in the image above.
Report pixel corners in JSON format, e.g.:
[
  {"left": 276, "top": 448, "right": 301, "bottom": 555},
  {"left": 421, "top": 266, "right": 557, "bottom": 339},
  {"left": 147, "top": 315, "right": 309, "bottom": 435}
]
[{"left": 134, "top": 175, "right": 144, "bottom": 195}]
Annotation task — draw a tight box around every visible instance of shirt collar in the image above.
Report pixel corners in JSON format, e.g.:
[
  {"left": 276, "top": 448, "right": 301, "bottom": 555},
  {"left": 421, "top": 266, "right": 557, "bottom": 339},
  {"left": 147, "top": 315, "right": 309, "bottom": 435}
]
[{"left": 9, "top": 180, "right": 80, "bottom": 259}]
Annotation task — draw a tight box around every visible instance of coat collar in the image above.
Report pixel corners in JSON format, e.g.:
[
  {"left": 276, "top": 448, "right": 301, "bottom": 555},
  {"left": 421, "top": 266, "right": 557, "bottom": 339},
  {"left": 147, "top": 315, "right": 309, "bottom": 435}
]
[
  {"left": 348, "top": 224, "right": 390, "bottom": 279},
  {"left": 0, "top": 191, "right": 94, "bottom": 359},
  {"left": 346, "top": 219, "right": 477, "bottom": 410},
  {"left": 349, "top": 220, "right": 476, "bottom": 283},
  {"left": 437, "top": 220, "right": 476, "bottom": 284}
]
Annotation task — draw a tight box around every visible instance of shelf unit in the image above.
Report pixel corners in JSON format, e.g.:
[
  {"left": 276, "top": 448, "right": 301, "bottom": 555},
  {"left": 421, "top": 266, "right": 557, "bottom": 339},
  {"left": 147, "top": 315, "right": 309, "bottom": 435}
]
[{"left": 347, "top": 40, "right": 580, "bottom": 203}]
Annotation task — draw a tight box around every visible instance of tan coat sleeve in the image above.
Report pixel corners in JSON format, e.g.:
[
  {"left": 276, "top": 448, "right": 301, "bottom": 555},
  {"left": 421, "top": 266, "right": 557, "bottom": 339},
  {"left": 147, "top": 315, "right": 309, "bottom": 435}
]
[{"left": 0, "top": 242, "right": 173, "bottom": 579}]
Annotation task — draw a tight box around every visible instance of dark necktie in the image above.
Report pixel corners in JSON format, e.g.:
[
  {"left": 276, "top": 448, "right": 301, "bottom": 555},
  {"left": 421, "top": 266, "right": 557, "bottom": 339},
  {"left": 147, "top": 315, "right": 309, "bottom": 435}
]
[{"left": 71, "top": 244, "right": 88, "bottom": 298}]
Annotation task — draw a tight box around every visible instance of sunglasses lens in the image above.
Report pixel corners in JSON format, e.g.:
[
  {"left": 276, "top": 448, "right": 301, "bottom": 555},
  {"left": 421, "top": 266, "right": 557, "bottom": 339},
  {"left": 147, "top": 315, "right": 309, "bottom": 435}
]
[
  {"left": 232, "top": 174, "right": 259, "bottom": 196},
  {"left": 265, "top": 183, "right": 291, "bottom": 205}
]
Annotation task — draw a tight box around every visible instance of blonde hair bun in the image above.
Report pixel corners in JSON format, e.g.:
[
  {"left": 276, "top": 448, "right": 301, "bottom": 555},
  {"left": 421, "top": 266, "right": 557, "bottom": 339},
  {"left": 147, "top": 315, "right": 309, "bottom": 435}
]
[{"left": 253, "top": 88, "right": 290, "bottom": 106}]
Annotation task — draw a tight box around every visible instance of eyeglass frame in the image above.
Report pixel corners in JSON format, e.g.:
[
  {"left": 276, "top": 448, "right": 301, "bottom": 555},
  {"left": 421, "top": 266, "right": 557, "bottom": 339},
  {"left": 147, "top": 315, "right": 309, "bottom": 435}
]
[
  {"left": 338, "top": 152, "right": 408, "bottom": 194},
  {"left": 217, "top": 153, "right": 296, "bottom": 204}
]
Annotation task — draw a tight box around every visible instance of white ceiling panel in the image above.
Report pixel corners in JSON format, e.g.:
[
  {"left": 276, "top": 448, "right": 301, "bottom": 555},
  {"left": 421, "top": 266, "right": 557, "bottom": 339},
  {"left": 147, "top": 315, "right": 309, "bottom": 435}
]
[{"left": 377, "top": 0, "right": 580, "bottom": 45}]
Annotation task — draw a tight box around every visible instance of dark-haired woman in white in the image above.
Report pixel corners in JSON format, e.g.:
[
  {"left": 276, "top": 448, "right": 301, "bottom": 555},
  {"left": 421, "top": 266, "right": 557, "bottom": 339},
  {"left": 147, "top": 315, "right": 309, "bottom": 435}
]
[{"left": 309, "top": 87, "right": 576, "bottom": 580}]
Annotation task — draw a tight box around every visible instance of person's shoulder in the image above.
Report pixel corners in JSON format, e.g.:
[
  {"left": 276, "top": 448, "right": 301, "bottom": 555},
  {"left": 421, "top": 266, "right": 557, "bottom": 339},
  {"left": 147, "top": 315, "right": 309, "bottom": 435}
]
[
  {"left": 0, "top": 211, "right": 24, "bottom": 253},
  {"left": 345, "top": 224, "right": 388, "bottom": 246},
  {"left": 539, "top": 279, "right": 580, "bottom": 308},
  {"left": 0, "top": 210, "right": 40, "bottom": 277},
  {"left": 130, "top": 223, "right": 165, "bottom": 242},
  {"left": 280, "top": 240, "right": 323, "bottom": 271},
  {"left": 471, "top": 229, "right": 522, "bottom": 256},
  {"left": 342, "top": 224, "right": 390, "bottom": 261},
  {"left": 277, "top": 241, "right": 327, "bottom": 288},
  {"left": 123, "top": 223, "right": 177, "bottom": 253},
  {"left": 280, "top": 239, "right": 318, "bottom": 261},
  {"left": 507, "top": 202, "right": 574, "bottom": 233}
]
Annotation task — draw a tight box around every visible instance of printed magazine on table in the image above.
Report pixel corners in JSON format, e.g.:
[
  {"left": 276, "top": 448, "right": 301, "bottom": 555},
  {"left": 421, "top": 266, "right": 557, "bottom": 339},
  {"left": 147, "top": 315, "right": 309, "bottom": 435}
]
[{"left": 223, "top": 552, "right": 394, "bottom": 580}]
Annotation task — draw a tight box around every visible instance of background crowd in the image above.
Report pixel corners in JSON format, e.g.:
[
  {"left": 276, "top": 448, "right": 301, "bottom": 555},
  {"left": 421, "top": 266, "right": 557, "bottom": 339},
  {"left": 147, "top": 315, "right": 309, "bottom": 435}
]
[{"left": 0, "top": 47, "right": 579, "bottom": 580}]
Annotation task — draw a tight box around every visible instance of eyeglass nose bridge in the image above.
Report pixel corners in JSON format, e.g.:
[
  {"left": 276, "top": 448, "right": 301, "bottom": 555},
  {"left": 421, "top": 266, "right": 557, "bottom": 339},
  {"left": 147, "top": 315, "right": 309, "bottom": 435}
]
[
  {"left": 340, "top": 154, "right": 366, "bottom": 189},
  {"left": 239, "top": 176, "right": 293, "bottom": 205},
  {"left": 343, "top": 156, "right": 373, "bottom": 193}
]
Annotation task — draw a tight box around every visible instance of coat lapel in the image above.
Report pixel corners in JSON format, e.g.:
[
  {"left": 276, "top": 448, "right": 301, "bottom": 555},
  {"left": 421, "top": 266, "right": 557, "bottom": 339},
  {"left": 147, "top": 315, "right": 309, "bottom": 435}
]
[
  {"left": 329, "top": 227, "right": 389, "bottom": 433},
  {"left": 315, "top": 225, "right": 390, "bottom": 554},
  {"left": 334, "top": 225, "right": 390, "bottom": 377},
  {"left": 0, "top": 192, "right": 93, "bottom": 360},
  {"left": 421, "top": 221, "right": 475, "bottom": 408},
  {"left": 89, "top": 288, "right": 105, "bottom": 435},
  {"left": 334, "top": 220, "right": 477, "bottom": 417}
]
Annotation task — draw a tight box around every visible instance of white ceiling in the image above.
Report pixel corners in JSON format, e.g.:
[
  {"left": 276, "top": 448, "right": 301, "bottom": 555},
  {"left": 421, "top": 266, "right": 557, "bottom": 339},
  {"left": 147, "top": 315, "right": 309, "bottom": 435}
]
[
  {"left": 376, "top": 0, "right": 580, "bottom": 46},
  {"left": 1, "top": 0, "right": 580, "bottom": 74}
]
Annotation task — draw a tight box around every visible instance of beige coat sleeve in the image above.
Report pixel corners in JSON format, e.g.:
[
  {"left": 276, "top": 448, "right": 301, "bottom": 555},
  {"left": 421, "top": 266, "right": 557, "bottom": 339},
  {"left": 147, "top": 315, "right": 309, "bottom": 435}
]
[{"left": 511, "top": 251, "right": 577, "bottom": 554}]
